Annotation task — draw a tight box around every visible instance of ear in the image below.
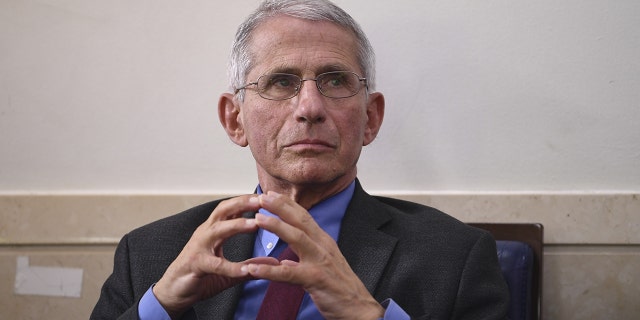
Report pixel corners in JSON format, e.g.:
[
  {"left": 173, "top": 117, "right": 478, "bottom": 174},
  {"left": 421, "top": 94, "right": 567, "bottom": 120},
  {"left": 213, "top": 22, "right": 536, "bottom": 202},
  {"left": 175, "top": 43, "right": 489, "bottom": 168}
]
[
  {"left": 218, "top": 93, "right": 248, "bottom": 147},
  {"left": 363, "top": 92, "right": 385, "bottom": 146}
]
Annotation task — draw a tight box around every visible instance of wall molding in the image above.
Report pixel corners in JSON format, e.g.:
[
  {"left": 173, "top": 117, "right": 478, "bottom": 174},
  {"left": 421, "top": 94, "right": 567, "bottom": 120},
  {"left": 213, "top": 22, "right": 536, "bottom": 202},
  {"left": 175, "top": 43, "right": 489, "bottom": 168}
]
[{"left": 1, "top": 193, "right": 638, "bottom": 246}]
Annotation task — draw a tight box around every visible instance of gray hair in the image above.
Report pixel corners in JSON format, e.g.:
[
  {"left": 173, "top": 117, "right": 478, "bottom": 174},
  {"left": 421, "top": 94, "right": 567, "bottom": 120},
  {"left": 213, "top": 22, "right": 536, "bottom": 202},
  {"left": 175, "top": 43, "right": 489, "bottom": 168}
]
[{"left": 229, "top": 0, "right": 376, "bottom": 100}]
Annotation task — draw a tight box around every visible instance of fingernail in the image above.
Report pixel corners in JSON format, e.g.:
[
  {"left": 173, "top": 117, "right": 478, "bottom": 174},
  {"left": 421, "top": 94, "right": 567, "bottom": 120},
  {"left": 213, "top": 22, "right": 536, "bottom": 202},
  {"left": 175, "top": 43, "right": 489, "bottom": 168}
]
[
  {"left": 246, "top": 219, "right": 256, "bottom": 227},
  {"left": 254, "top": 213, "right": 267, "bottom": 222},
  {"left": 259, "top": 193, "right": 269, "bottom": 204},
  {"left": 242, "top": 264, "right": 257, "bottom": 274},
  {"left": 267, "top": 191, "right": 281, "bottom": 197},
  {"left": 249, "top": 196, "right": 259, "bottom": 205}
]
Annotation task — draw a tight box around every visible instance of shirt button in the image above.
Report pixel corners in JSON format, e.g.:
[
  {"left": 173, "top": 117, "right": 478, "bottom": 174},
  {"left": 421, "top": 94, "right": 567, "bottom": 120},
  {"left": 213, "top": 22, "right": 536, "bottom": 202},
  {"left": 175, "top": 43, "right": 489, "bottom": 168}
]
[{"left": 266, "top": 242, "right": 274, "bottom": 249}]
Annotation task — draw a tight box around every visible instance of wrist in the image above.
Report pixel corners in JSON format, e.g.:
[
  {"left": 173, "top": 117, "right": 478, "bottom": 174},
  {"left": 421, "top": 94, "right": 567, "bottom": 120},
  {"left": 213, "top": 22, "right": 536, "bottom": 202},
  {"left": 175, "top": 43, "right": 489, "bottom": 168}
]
[
  {"left": 152, "top": 280, "right": 189, "bottom": 319},
  {"left": 355, "top": 299, "right": 385, "bottom": 320}
]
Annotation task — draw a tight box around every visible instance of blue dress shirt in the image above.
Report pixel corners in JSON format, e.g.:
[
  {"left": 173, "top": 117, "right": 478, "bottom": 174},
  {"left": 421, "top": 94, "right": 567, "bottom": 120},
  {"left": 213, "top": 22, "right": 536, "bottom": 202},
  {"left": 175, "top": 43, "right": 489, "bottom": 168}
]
[{"left": 138, "top": 181, "right": 409, "bottom": 319}]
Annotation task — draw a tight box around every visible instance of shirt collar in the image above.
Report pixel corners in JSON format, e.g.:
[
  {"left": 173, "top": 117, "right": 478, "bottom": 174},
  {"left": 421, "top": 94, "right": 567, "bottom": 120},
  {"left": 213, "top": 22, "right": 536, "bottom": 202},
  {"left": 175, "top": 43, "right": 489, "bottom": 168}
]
[{"left": 255, "top": 181, "right": 355, "bottom": 256}]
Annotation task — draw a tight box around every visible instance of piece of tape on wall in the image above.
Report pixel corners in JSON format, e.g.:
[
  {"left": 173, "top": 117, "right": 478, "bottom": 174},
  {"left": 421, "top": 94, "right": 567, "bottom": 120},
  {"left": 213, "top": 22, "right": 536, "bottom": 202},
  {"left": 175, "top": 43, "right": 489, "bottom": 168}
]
[{"left": 14, "top": 256, "right": 83, "bottom": 298}]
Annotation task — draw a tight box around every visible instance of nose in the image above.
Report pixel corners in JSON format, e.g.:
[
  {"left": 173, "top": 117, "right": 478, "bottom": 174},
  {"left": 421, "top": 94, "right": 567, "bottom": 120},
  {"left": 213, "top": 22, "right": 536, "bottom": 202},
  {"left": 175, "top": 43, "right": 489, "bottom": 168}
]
[{"left": 293, "top": 79, "right": 327, "bottom": 124}]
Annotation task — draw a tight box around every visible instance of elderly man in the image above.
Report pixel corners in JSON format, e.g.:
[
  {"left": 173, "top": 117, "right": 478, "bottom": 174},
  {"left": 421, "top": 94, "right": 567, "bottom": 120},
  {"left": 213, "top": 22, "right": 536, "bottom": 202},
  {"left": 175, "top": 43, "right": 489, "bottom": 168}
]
[{"left": 91, "top": 0, "right": 509, "bottom": 319}]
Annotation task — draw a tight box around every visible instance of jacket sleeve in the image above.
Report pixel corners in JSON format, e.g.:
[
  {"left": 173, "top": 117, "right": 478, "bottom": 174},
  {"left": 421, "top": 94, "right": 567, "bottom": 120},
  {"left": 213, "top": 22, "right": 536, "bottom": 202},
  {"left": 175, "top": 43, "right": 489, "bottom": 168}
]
[
  {"left": 90, "top": 234, "right": 140, "bottom": 320},
  {"left": 451, "top": 231, "right": 509, "bottom": 320}
]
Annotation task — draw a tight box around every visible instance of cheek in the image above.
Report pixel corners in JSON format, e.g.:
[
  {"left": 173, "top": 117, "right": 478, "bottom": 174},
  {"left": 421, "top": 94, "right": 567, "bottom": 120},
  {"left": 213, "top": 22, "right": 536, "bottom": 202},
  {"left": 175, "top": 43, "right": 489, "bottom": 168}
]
[
  {"left": 336, "top": 109, "right": 367, "bottom": 139},
  {"left": 242, "top": 105, "right": 282, "bottom": 147}
]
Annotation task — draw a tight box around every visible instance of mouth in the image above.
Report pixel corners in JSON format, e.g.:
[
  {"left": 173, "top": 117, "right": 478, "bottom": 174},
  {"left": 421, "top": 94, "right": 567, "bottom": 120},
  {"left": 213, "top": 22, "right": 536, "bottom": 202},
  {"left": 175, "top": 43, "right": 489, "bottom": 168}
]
[{"left": 284, "top": 139, "right": 336, "bottom": 152}]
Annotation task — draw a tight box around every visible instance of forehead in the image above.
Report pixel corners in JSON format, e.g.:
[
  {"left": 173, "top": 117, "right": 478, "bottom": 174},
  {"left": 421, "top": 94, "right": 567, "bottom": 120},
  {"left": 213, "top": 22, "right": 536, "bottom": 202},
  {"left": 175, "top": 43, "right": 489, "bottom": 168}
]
[{"left": 247, "top": 15, "right": 361, "bottom": 76}]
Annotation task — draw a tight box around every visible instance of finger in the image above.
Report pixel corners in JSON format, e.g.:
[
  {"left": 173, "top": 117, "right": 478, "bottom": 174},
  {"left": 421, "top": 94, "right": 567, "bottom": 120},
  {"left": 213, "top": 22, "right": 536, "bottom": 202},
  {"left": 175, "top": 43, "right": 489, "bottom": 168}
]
[
  {"left": 254, "top": 213, "right": 316, "bottom": 254},
  {"left": 244, "top": 260, "right": 304, "bottom": 285},
  {"left": 183, "top": 218, "right": 261, "bottom": 280},
  {"left": 257, "top": 192, "right": 322, "bottom": 235},
  {"left": 257, "top": 192, "right": 337, "bottom": 254},
  {"left": 207, "top": 194, "right": 261, "bottom": 223},
  {"left": 194, "top": 216, "right": 259, "bottom": 249},
  {"left": 240, "top": 256, "right": 281, "bottom": 275},
  {"left": 200, "top": 256, "right": 281, "bottom": 282},
  {"left": 196, "top": 252, "right": 249, "bottom": 278},
  {"left": 245, "top": 256, "right": 281, "bottom": 265},
  {"left": 173, "top": 219, "right": 257, "bottom": 275}
]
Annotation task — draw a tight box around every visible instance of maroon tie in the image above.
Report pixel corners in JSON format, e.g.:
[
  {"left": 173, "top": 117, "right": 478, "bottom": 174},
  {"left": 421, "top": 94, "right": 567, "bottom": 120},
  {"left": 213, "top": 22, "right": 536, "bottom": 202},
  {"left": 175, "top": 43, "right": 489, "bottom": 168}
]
[{"left": 256, "top": 246, "right": 305, "bottom": 320}]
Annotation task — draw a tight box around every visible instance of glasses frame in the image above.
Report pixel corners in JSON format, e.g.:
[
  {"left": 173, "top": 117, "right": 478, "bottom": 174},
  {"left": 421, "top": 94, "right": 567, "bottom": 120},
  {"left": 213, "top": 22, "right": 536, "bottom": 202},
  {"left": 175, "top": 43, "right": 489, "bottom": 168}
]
[{"left": 235, "top": 71, "right": 368, "bottom": 101}]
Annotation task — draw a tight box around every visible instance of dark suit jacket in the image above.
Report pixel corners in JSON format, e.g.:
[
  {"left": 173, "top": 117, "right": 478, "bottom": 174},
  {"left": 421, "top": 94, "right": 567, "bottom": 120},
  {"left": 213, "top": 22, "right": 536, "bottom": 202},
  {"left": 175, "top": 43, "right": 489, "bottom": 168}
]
[{"left": 91, "top": 181, "right": 509, "bottom": 319}]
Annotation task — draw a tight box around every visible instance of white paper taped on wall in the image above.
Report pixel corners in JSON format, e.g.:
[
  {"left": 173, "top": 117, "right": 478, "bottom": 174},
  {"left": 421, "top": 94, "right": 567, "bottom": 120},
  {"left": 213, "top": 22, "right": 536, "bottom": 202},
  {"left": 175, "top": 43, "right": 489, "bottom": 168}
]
[{"left": 14, "top": 256, "right": 83, "bottom": 298}]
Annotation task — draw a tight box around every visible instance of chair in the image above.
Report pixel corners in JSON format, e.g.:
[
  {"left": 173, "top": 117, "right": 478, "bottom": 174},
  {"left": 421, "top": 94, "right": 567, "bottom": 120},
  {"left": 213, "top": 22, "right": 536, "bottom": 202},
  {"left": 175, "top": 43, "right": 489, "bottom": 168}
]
[{"left": 469, "top": 223, "right": 543, "bottom": 320}]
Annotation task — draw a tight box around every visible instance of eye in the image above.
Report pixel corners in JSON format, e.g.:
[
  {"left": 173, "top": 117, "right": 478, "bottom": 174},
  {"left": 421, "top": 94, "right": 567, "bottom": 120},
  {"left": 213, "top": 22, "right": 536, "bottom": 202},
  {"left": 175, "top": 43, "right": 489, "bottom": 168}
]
[
  {"left": 268, "top": 74, "right": 295, "bottom": 88},
  {"left": 324, "top": 74, "right": 346, "bottom": 87}
]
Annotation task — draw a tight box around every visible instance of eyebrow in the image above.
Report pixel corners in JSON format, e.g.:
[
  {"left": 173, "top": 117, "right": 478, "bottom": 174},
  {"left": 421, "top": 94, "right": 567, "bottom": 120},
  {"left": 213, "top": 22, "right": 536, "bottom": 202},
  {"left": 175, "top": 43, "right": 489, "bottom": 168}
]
[
  {"left": 266, "top": 64, "right": 354, "bottom": 76},
  {"left": 268, "top": 65, "right": 300, "bottom": 75},
  {"left": 317, "top": 64, "right": 352, "bottom": 74}
]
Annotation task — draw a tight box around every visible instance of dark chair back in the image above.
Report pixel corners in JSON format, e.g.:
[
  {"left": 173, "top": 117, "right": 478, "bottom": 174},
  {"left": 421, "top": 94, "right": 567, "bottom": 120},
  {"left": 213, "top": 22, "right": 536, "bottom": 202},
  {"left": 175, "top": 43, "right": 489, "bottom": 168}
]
[{"left": 469, "top": 223, "right": 543, "bottom": 320}]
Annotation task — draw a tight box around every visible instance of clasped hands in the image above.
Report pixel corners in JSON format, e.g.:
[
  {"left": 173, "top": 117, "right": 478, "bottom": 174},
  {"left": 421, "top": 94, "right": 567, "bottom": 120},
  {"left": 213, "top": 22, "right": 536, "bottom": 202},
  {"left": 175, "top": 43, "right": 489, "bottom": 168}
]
[{"left": 153, "top": 192, "right": 384, "bottom": 319}]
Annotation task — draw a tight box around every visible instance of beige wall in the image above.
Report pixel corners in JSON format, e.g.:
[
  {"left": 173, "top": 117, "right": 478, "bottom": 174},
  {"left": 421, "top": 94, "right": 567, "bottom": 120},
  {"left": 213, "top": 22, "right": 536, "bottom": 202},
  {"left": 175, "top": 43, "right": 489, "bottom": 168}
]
[{"left": 1, "top": 193, "right": 638, "bottom": 319}]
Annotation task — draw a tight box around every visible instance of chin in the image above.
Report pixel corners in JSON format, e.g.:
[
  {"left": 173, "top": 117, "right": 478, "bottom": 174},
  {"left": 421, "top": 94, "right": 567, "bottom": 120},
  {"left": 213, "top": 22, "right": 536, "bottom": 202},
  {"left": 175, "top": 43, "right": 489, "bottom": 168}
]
[
  {"left": 291, "top": 168, "right": 354, "bottom": 187},
  {"left": 285, "top": 174, "right": 339, "bottom": 186}
]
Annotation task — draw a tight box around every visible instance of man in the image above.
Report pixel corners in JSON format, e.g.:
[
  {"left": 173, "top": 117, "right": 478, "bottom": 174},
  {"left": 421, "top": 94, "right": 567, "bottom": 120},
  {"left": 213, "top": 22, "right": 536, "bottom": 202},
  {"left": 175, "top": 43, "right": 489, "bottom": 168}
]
[{"left": 92, "top": 0, "right": 509, "bottom": 319}]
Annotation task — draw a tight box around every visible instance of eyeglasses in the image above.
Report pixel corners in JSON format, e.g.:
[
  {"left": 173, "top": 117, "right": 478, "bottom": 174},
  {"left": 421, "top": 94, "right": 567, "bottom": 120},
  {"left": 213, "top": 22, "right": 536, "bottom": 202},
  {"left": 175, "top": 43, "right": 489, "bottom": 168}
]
[{"left": 235, "top": 71, "right": 367, "bottom": 100}]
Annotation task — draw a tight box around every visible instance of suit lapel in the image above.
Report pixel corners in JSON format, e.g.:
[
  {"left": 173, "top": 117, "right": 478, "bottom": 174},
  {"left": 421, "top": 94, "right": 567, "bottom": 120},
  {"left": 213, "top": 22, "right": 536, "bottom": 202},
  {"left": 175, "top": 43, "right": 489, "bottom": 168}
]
[{"left": 338, "top": 181, "right": 398, "bottom": 294}]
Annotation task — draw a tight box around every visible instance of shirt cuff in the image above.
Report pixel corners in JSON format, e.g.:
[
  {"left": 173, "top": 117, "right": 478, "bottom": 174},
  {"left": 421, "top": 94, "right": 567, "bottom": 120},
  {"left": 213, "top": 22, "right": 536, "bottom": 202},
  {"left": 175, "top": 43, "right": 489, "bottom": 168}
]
[
  {"left": 138, "top": 285, "right": 172, "bottom": 320},
  {"left": 381, "top": 298, "right": 411, "bottom": 320}
]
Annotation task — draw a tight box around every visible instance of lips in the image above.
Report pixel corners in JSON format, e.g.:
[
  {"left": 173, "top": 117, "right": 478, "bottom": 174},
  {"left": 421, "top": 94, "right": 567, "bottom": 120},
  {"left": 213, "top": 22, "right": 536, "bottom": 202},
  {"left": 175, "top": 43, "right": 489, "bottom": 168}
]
[{"left": 284, "top": 139, "right": 336, "bottom": 151}]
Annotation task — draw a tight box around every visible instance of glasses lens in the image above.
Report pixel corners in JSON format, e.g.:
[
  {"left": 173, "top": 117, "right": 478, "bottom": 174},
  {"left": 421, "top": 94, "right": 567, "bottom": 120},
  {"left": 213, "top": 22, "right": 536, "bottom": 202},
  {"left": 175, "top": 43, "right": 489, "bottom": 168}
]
[
  {"left": 317, "top": 71, "right": 361, "bottom": 98},
  {"left": 257, "top": 73, "right": 301, "bottom": 100}
]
